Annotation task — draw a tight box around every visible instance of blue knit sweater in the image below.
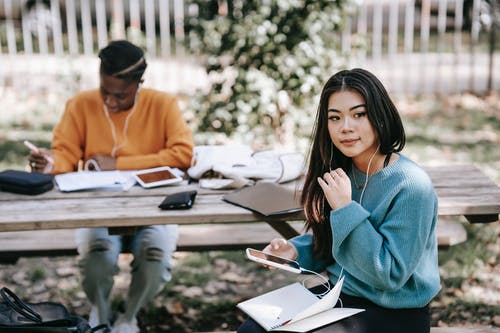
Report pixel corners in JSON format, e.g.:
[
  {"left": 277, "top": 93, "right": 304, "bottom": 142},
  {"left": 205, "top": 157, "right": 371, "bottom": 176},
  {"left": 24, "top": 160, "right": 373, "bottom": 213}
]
[{"left": 290, "top": 154, "right": 441, "bottom": 308}]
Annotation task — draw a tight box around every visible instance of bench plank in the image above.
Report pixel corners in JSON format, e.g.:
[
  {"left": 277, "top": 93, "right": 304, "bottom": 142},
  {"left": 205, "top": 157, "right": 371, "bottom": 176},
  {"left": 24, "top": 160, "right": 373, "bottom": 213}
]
[
  {"left": 0, "top": 220, "right": 464, "bottom": 263},
  {"left": 0, "top": 222, "right": 302, "bottom": 263}
]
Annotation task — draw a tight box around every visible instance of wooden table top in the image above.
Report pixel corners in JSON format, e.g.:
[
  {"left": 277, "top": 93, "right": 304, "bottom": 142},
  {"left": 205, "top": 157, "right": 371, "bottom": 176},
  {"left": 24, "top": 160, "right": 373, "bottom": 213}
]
[{"left": 0, "top": 164, "right": 498, "bottom": 232}]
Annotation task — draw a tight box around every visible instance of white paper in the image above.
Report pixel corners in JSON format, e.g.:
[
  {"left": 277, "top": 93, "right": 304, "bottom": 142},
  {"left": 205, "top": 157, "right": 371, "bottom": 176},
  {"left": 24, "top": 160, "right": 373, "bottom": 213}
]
[
  {"left": 237, "top": 277, "right": 364, "bottom": 332},
  {"left": 55, "top": 171, "right": 137, "bottom": 192},
  {"left": 290, "top": 276, "right": 344, "bottom": 323},
  {"left": 237, "top": 282, "right": 318, "bottom": 331},
  {"left": 275, "top": 307, "right": 365, "bottom": 332}
]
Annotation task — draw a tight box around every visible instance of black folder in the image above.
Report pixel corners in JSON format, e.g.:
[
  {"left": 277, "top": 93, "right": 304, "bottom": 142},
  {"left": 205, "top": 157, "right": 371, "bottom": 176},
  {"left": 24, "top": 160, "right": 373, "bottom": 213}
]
[{"left": 223, "top": 182, "right": 303, "bottom": 216}]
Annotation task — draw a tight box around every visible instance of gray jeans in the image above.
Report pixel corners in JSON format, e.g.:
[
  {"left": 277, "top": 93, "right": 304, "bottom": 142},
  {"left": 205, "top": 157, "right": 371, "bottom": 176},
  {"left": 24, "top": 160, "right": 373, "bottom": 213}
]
[{"left": 75, "top": 225, "right": 178, "bottom": 325}]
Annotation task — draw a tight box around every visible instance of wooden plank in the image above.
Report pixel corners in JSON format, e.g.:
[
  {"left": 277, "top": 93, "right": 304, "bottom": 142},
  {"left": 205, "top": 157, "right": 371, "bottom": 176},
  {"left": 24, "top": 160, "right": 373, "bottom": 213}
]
[
  {"left": 1, "top": 187, "right": 497, "bottom": 232},
  {"left": 145, "top": 0, "right": 156, "bottom": 57},
  {"left": 80, "top": 0, "right": 94, "bottom": 55},
  {"left": 0, "top": 222, "right": 304, "bottom": 262},
  {"left": 4, "top": 0, "right": 17, "bottom": 55},
  {"left": 0, "top": 164, "right": 498, "bottom": 231},
  {"left": 0, "top": 219, "right": 462, "bottom": 264},
  {"left": 371, "top": 0, "right": 383, "bottom": 62},
  {"left": 95, "top": 0, "right": 108, "bottom": 49},
  {"left": 35, "top": 2, "right": 49, "bottom": 54},
  {"left": 65, "top": 0, "right": 79, "bottom": 55},
  {"left": 159, "top": 0, "right": 171, "bottom": 58},
  {"left": 21, "top": 1, "right": 33, "bottom": 54},
  {"left": 50, "top": 0, "right": 64, "bottom": 55},
  {"left": 0, "top": 164, "right": 493, "bottom": 201}
]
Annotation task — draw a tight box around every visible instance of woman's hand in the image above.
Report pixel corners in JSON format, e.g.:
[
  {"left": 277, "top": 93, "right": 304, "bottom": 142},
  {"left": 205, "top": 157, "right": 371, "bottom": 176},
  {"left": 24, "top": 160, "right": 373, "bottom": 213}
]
[
  {"left": 262, "top": 238, "right": 298, "bottom": 262},
  {"left": 88, "top": 154, "right": 117, "bottom": 171},
  {"left": 28, "top": 148, "right": 54, "bottom": 174},
  {"left": 317, "top": 167, "right": 352, "bottom": 210}
]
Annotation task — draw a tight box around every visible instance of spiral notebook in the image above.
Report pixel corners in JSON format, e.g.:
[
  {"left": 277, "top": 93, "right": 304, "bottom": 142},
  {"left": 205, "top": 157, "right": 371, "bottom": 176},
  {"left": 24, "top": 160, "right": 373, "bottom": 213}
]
[{"left": 237, "top": 277, "right": 364, "bottom": 332}]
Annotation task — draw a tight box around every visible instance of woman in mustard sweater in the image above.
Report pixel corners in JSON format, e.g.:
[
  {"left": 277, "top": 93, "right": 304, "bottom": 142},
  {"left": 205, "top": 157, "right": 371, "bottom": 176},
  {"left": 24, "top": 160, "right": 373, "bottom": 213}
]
[{"left": 28, "top": 40, "right": 194, "bottom": 333}]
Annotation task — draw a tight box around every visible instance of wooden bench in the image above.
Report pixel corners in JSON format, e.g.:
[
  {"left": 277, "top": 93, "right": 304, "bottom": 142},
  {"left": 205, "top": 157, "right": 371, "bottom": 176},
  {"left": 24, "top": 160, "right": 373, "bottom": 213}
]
[
  {"left": 0, "top": 219, "right": 466, "bottom": 264},
  {"left": 0, "top": 222, "right": 303, "bottom": 264}
]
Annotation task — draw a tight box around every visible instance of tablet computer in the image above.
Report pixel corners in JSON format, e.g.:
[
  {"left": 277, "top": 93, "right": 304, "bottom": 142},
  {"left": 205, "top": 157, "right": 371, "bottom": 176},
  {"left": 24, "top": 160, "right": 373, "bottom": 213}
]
[
  {"left": 246, "top": 248, "right": 302, "bottom": 274},
  {"left": 134, "top": 166, "right": 183, "bottom": 188}
]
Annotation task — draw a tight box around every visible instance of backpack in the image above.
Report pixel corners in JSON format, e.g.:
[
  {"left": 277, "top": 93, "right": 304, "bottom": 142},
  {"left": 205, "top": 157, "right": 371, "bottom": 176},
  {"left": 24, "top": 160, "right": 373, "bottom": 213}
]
[{"left": 0, "top": 287, "right": 108, "bottom": 332}]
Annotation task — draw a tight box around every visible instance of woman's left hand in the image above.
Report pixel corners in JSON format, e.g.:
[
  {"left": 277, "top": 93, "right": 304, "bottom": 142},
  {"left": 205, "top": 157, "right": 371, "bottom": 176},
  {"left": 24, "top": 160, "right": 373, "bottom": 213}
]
[{"left": 317, "top": 167, "right": 352, "bottom": 210}]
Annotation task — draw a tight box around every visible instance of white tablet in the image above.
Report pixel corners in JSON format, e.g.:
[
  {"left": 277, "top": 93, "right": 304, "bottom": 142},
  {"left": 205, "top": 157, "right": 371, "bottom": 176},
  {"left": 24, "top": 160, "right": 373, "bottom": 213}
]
[
  {"left": 246, "top": 248, "right": 302, "bottom": 274},
  {"left": 134, "top": 166, "right": 183, "bottom": 188}
]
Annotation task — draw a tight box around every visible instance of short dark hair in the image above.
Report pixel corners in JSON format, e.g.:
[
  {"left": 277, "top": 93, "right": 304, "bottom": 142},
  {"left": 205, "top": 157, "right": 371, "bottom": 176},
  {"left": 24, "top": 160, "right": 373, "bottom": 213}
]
[
  {"left": 302, "top": 68, "right": 406, "bottom": 260},
  {"left": 98, "top": 40, "right": 147, "bottom": 82}
]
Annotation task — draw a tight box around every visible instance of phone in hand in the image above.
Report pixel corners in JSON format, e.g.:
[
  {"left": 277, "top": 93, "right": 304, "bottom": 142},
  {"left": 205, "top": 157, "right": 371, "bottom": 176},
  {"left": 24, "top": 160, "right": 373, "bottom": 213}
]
[{"left": 245, "top": 248, "right": 302, "bottom": 274}]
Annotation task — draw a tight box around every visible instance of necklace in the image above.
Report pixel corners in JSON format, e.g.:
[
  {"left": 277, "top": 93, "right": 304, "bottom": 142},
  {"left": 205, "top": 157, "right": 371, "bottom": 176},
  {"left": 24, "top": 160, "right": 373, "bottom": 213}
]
[{"left": 351, "top": 164, "right": 367, "bottom": 190}]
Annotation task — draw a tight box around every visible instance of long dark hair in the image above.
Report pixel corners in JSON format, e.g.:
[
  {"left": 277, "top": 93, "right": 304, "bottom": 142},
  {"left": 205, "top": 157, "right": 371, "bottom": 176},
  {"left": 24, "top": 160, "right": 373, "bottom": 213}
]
[{"left": 301, "top": 68, "right": 406, "bottom": 260}]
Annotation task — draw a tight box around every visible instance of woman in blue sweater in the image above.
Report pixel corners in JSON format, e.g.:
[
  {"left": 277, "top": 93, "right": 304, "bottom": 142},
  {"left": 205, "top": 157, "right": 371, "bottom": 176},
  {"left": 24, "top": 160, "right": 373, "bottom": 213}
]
[{"left": 238, "top": 68, "right": 440, "bottom": 333}]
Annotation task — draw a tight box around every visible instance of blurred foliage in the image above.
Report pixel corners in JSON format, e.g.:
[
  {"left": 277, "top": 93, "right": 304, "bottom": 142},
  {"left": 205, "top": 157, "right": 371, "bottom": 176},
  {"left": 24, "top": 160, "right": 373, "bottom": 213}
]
[{"left": 185, "top": 0, "right": 357, "bottom": 149}]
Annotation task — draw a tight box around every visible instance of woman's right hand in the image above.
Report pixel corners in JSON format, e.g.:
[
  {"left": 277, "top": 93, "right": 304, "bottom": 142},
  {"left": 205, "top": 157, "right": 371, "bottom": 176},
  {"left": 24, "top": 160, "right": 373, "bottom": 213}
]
[{"left": 262, "top": 238, "right": 298, "bottom": 261}]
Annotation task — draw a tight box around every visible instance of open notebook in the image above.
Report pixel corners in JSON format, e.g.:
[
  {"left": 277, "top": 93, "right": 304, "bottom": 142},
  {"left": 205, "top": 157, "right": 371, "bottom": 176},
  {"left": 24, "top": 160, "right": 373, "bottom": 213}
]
[
  {"left": 54, "top": 171, "right": 137, "bottom": 192},
  {"left": 222, "top": 182, "right": 303, "bottom": 216},
  {"left": 237, "top": 277, "right": 364, "bottom": 332}
]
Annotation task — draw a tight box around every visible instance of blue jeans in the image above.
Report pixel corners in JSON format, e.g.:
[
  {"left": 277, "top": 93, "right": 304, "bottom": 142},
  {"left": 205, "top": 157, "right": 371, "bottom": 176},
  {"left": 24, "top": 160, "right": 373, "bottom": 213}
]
[{"left": 75, "top": 225, "right": 178, "bottom": 325}]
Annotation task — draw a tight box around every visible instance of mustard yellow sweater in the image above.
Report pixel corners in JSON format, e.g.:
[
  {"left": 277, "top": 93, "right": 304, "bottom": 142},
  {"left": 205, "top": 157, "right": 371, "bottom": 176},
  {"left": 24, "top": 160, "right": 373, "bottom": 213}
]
[{"left": 51, "top": 88, "right": 194, "bottom": 174}]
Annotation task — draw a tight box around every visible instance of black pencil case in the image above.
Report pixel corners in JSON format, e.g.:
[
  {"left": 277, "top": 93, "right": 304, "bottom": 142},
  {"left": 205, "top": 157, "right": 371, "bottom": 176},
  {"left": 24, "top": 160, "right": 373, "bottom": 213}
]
[{"left": 0, "top": 170, "right": 54, "bottom": 195}]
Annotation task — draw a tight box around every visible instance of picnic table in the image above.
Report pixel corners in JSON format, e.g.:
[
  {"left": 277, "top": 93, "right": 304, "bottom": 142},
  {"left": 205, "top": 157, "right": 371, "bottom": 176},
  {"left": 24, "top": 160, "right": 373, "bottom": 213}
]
[{"left": 0, "top": 164, "right": 498, "bottom": 263}]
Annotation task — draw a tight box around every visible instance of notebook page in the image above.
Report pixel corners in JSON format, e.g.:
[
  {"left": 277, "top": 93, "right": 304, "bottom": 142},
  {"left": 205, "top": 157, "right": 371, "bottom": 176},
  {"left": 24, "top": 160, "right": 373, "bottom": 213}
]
[
  {"left": 290, "top": 276, "right": 344, "bottom": 323},
  {"left": 237, "top": 282, "right": 318, "bottom": 331},
  {"left": 55, "top": 171, "right": 130, "bottom": 192}
]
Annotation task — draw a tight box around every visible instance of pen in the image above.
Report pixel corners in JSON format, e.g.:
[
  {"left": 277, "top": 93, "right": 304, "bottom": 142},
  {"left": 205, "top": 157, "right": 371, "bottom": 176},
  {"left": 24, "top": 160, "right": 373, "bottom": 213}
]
[{"left": 24, "top": 140, "right": 55, "bottom": 164}]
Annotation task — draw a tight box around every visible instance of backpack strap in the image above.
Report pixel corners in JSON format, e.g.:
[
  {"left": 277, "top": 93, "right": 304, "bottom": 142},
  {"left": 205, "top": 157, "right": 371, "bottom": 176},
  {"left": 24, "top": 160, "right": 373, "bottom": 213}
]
[{"left": 0, "top": 287, "right": 42, "bottom": 323}]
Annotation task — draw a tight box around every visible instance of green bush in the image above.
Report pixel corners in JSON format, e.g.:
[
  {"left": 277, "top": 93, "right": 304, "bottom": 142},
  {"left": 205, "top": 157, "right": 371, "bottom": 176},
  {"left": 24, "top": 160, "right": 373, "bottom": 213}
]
[{"left": 186, "top": 0, "right": 356, "bottom": 149}]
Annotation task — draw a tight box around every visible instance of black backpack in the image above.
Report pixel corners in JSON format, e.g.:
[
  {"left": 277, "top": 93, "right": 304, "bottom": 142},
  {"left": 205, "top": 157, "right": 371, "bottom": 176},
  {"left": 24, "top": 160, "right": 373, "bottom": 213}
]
[{"left": 0, "top": 287, "right": 109, "bottom": 332}]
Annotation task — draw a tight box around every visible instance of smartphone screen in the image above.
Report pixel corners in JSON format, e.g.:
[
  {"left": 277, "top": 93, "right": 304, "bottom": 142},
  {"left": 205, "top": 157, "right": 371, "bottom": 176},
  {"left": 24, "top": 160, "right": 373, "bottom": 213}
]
[
  {"left": 136, "top": 169, "right": 176, "bottom": 184},
  {"left": 246, "top": 248, "right": 301, "bottom": 273}
]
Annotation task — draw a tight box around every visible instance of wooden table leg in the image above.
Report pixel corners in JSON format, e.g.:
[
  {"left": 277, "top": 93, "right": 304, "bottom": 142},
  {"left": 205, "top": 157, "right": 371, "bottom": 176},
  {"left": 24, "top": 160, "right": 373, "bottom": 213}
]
[{"left": 264, "top": 220, "right": 301, "bottom": 239}]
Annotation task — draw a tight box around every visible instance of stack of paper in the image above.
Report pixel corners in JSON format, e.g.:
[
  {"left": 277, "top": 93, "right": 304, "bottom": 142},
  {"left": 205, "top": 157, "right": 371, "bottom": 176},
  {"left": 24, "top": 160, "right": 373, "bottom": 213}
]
[{"left": 54, "top": 171, "right": 137, "bottom": 192}]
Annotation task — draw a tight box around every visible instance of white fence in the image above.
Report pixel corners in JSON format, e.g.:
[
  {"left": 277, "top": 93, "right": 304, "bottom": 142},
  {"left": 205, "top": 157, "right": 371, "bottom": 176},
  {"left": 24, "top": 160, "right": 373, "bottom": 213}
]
[{"left": 0, "top": 0, "right": 498, "bottom": 94}]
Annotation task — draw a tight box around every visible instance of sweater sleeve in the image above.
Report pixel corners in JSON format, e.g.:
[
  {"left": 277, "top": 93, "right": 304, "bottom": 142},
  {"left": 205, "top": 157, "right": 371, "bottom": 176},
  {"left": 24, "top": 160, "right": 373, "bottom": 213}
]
[
  {"left": 330, "top": 178, "right": 438, "bottom": 291},
  {"left": 289, "top": 234, "right": 329, "bottom": 273},
  {"left": 51, "top": 98, "right": 85, "bottom": 174},
  {"left": 116, "top": 95, "right": 194, "bottom": 170}
]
